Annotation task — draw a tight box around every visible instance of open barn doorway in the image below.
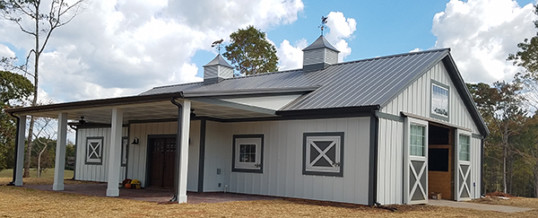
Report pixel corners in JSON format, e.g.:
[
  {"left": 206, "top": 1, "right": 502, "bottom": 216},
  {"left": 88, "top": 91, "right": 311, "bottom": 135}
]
[{"left": 428, "top": 124, "right": 453, "bottom": 200}]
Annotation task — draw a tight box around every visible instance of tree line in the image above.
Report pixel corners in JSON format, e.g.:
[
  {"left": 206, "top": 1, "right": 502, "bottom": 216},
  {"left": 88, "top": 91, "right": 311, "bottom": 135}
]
[{"left": 472, "top": 5, "right": 538, "bottom": 197}]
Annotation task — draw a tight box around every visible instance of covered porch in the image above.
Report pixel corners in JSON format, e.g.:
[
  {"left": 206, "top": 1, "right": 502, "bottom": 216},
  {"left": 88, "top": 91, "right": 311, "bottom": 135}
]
[{"left": 7, "top": 90, "right": 304, "bottom": 203}]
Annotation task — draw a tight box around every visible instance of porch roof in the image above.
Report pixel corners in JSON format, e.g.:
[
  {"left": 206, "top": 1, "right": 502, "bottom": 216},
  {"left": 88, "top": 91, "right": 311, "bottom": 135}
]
[{"left": 5, "top": 87, "right": 314, "bottom": 124}]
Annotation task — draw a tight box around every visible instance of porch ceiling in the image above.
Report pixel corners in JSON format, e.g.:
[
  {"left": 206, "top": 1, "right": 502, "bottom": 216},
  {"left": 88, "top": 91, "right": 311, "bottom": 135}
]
[{"left": 21, "top": 99, "right": 276, "bottom": 124}]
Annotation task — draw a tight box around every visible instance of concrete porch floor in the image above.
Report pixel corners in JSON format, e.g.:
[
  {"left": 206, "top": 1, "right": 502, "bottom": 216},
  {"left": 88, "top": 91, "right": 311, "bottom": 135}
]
[{"left": 25, "top": 183, "right": 279, "bottom": 204}]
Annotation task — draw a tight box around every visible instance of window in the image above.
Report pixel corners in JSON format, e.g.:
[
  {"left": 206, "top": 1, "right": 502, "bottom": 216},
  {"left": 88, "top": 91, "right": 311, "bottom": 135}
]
[
  {"left": 431, "top": 82, "right": 449, "bottom": 119},
  {"left": 232, "top": 135, "right": 263, "bottom": 173},
  {"left": 410, "top": 124, "right": 426, "bottom": 156},
  {"left": 85, "top": 137, "right": 103, "bottom": 165},
  {"left": 303, "top": 132, "right": 344, "bottom": 177},
  {"left": 459, "top": 134, "right": 470, "bottom": 161},
  {"left": 121, "top": 137, "right": 128, "bottom": 166}
]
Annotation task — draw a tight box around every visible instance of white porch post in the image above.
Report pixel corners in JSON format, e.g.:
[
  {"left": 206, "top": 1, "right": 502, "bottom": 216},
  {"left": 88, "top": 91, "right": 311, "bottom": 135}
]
[
  {"left": 53, "top": 113, "right": 68, "bottom": 191},
  {"left": 13, "top": 115, "right": 26, "bottom": 186},
  {"left": 106, "top": 107, "right": 123, "bottom": 197},
  {"left": 177, "top": 100, "right": 191, "bottom": 203}
]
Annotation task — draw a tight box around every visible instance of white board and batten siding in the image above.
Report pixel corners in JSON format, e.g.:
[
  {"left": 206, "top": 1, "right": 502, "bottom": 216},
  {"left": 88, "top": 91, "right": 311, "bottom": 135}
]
[
  {"left": 75, "top": 127, "right": 128, "bottom": 182},
  {"left": 203, "top": 117, "right": 371, "bottom": 205},
  {"left": 127, "top": 121, "right": 200, "bottom": 191},
  {"left": 376, "top": 61, "right": 482, "bottom": 205}
]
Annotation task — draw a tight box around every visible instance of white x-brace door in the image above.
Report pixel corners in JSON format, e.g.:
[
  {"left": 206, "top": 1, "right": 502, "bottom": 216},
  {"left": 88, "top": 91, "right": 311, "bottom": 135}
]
[
  {"left": 455, "top": 129, "right": 472, "bottom": 201},
  {"left": 404, "top": 117, "right": 429, "bottom": 204}
]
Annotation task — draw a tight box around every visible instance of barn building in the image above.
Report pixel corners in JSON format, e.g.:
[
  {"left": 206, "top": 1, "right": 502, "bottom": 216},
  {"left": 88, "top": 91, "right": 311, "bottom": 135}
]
[{"left": 7, "top": 35, "right": 488, "bottom": 205}]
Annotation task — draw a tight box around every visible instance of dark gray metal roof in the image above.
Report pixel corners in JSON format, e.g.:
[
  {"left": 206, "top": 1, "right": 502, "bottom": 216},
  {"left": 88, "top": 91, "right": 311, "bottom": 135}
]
[
  {"left": 302, "top": 35, "right": 339, "bottom": 52},
  {"left": 203, "top": 54, "right": 233, "bottom": 68},
  {"left": 142, "top": 48, "right": 449, "bottom": 111}
]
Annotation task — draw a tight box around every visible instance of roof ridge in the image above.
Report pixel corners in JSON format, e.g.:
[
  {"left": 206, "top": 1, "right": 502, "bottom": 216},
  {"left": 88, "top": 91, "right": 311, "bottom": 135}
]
[
  {"left": 220, "top": 68, "right": 303, "bottom": 81},
  {"left": 332, "top": 48, "right": 450, "bottom": 67},
  {"left": 147, "top": 48, "right": 449, "bottom": 90},
  {"left": 149, "top": 81, "right": 203, "bottom": 90}
]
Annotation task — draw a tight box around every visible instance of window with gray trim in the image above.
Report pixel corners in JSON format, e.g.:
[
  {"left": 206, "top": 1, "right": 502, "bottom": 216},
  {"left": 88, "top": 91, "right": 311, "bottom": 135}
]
[
  {"left": 431, "top": 82, "right": 449, "bottom": 119},
  {"left": 85, "top": 137, "right": 103, "bottom": 165},
  {"left": 232, "top": 134, "right": 263, "bottom": 173},
  {"left": 303, "top": 132, "right": 344, "bottom": 177}
]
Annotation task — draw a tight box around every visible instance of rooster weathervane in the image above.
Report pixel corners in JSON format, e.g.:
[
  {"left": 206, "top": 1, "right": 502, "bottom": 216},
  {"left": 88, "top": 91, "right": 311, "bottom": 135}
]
[
  {"left": 319, "top": 16, "right": 328, "bottom": 35},
  {"left": 211, "top": 39, "right": 224, "bottom": 53}
]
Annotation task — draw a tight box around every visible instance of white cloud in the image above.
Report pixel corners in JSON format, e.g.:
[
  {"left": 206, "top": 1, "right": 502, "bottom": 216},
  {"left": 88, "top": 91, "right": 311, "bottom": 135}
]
[
  {"left": 325, "top": 11, "right": 357, "bottom": 62},
  {"left": 277, "top": 39, "right": 307, "bottom": 70},
  {"left": 0, "top": 44, "right": 15, "bottom": 58},
  {"left": 410, "top": 48, "right": 421, "bottom": 53},
  {"left": 0, "top": 0, "right": 304, "bottom": 102},
  {"left": 432, "top": 0, "right": 536, "bottom": 83}
]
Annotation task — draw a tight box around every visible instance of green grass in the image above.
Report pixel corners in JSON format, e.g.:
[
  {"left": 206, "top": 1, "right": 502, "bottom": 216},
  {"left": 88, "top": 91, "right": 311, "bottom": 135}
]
[{"left": 0, "top": 168, "right": 74, "bottom": 185}]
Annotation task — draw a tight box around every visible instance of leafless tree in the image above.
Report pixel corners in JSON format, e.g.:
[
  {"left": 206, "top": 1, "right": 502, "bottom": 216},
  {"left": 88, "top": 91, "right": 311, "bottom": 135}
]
[{"left": 0, "top": 0, "right": 83, "bottom": 177}]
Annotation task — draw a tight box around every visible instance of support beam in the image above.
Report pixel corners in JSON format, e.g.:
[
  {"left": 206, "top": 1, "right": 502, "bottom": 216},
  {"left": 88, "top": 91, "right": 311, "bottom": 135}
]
[
  {"left": 175, "top": 100, "right": 191, "bottom": 203},
  {"left": 53, "top": 113, "right": 68, "bottom": 190},
  {"left": 13, "top": 116, "right": 26, "bottom": 186},
  {"left": 106, "top": 107, "right": 123, "bottom": 197}
]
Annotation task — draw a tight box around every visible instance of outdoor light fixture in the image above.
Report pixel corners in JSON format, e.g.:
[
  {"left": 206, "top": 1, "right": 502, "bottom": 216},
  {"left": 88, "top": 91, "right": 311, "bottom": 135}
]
[
  {"left": 78, "top": 116, "right": 86, "bottom": 125},
  {"left": 131, "top": 137, "right": 139, "bottom": 145}
]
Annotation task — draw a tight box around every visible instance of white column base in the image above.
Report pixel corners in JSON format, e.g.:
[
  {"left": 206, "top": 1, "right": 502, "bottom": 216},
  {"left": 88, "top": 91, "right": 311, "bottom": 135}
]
[
  {"left": 106, "top": 188, "right": 119, "bottom": 197},
  {"left": 178, "top": 195, "right": 187, "bottom": 203}
]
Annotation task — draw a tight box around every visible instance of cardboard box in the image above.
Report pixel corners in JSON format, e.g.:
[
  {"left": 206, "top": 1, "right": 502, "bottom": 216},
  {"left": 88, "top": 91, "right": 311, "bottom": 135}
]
[{"left": 430, "top": 192, "right": 442, "bottom": 200}]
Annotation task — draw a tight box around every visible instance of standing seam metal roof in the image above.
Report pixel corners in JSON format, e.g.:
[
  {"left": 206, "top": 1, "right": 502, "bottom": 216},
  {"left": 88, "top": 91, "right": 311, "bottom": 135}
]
[{"left": 140, "top": 48, "right": 450, "bottom": 111}]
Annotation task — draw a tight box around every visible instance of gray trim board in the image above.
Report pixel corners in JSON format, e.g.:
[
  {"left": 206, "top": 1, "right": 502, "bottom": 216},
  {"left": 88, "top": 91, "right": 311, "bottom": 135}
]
[
  {"left": 73, "top": 127, "right": 78, "bottom": 180},
  {"left": 125, "top": 124, "right": 130, "bottom": 180},
  {"left": 480, "top": 139, "right": 484, "bottom": 196},
  {"left": 232, "top": 134, "right": 264, "bottom": 173},
  {"left": 472, "top": 133, "right": 483, "bottom": 139},
  {"left": 375, "top": 111, "right": 404, "bottom": 122},
  {"left": 401, "top": 112, "right": 473, "bottom": 133},
  {"left": 441, "top": 56, "right": 489, "bottom": 136},
  {"left": 8, "top": 115, "right": 20, "bottom": 186},
  {"left": 369, "top": 113, "right": 379, "bottom": 206},
  {"left": 197, "top": 119, "right": 206, "bottom": 192},
  {"left": 302, "top": 132, "right": 344, "bottom": 177}
]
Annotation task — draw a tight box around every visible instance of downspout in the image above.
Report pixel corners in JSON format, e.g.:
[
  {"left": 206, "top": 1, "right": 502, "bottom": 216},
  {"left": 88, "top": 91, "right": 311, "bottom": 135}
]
[
  {"left": 170, "top": 93, "right": 185, "bottom": 202},
  {"left": 7, "top": 112, "right": 20, "bottom": 186}
]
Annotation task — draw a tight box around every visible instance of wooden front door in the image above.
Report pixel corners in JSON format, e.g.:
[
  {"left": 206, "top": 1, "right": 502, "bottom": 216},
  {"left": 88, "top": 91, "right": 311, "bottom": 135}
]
[{"left": 148, "top": 136, "right": 176, "bottom": 189}]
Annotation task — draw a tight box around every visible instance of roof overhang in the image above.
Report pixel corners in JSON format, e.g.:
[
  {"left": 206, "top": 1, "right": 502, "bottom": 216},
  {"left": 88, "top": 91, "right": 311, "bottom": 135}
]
[{"left": 5, "top": 86, "right": 318, "bottom": 124}]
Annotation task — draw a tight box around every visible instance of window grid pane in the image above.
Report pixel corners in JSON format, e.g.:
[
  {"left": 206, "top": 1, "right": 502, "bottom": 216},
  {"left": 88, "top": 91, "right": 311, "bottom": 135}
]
[
  {"left": 459, "top": 135, "right": 470, "bottom": 161},
  {"left": 239, "top": 144, "right": 256, "bottom": 163},
  {"left": 410, "top": 125, "right": 425, "bottom": 156}
]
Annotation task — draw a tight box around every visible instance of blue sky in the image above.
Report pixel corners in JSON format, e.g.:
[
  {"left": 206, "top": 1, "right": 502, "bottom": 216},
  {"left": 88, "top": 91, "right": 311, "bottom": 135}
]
[{"left": 0, "top": 0, "right": 536, "bottom": 103}]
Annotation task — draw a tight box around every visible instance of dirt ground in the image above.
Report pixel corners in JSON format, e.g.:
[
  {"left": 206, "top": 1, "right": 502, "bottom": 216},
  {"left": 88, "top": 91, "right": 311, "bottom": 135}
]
[{"left": 1, "top": 169, "right": 537, "bottom": 217}]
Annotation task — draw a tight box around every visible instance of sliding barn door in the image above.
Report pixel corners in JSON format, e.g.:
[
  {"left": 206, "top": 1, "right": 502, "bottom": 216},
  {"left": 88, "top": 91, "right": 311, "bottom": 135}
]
[
  {"left": 404, "top": 118, "right": 429, "bottom": 204},
  {"left": 455, "top": 129, "right": 472, "bottom": 201}
]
